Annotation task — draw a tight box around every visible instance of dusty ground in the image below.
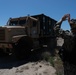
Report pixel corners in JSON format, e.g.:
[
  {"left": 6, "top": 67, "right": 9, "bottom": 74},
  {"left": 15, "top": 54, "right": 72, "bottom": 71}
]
[
  {"left": 0, "top": 37, "right": 64, "bottom": 75},
  {"left": 0, "top": 55, "right": 57, "bottom": 75}
]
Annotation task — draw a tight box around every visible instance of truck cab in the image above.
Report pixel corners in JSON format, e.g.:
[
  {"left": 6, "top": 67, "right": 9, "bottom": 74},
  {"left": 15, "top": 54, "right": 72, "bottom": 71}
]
[{"left": 0, "top": 16, "right": 40, "bottom": 58}]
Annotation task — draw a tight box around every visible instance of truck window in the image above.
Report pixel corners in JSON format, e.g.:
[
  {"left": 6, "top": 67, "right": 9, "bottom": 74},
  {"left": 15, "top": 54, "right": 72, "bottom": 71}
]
[
  {"left": 19, "top": 20, "right": 26, "bottom": 25},
  {"left": 10, "top": 21, "right": 18, "bottom": 26},
  {"left": 33, "top": 21, "right": 36, "bottom": 27}
]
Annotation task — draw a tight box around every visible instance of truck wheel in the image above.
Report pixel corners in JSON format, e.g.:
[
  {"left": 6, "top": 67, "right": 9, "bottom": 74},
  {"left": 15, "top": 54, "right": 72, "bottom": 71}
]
[{"left": 14, "top": 36, "right": 33, "bottom": 59}]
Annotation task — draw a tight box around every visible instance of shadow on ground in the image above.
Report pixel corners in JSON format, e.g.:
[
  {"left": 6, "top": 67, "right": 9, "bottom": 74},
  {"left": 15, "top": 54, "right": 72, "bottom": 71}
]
[
  {"left": 0, "top": 48, "right": 46, "bottom": 69},
  {"left": 0, "top": 54, "right": 28, "bottom": 69}
]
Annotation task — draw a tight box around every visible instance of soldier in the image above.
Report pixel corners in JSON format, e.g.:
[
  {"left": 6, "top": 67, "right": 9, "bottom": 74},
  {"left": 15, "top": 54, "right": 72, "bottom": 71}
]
[{"left": 54, "top": 14, "right": 76, "bottom": 75}]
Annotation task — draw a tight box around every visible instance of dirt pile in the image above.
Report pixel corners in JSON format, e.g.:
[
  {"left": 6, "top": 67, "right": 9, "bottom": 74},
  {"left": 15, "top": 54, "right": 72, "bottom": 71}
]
[{"left": 0, "top": 61, "right": 56, "bottom": 75}]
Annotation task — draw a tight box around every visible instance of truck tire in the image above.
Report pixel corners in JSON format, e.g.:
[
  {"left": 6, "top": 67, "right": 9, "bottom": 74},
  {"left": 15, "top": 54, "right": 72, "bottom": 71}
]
[{"left": 13, "top": 36, "right": 33, "bottom": 59}]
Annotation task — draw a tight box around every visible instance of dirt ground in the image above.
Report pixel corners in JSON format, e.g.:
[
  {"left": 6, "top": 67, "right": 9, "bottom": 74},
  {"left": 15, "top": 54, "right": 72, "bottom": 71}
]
[{"left": 0, "top": 54, "right": 57, "bottom": 75}]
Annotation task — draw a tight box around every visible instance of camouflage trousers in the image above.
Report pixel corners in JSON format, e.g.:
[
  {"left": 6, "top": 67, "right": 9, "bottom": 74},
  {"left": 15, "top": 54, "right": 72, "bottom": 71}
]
[{"left": 63, "top": 61, "right": 76, "bottom": 75}]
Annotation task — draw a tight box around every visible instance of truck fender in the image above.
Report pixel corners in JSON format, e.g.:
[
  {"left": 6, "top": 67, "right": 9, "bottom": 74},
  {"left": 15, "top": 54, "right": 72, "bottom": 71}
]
[{"left": 12, "top": 35, "right": 27, "bottom": 43}]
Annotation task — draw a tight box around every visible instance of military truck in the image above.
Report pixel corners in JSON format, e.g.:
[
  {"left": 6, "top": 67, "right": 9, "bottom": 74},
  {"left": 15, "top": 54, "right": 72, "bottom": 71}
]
[{"left": 0, "top": 14, "right": 57, "bottom": 59}]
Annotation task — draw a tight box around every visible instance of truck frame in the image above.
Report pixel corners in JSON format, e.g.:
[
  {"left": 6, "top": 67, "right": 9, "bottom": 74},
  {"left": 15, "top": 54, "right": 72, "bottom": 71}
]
[{"left": 0, "top": 14, "right": 57, "bottom": 59}]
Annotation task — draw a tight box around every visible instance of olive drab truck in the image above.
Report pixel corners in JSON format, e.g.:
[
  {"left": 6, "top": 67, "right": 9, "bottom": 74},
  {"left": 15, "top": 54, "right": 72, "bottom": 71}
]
[{"left": 0, "top": 14, "right": 57, "bottom": 59}]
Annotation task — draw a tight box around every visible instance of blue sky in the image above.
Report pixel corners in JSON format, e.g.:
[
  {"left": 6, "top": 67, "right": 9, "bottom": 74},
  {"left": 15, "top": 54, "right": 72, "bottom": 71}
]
[{"left": 0, "top": 0, "right": 76, "bottom": 30}]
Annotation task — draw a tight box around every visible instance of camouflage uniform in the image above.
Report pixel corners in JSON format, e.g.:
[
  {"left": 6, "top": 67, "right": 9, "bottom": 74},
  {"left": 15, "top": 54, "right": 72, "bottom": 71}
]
[{"left": 54, "top": 19, "right": 76, "bottom": 75}]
